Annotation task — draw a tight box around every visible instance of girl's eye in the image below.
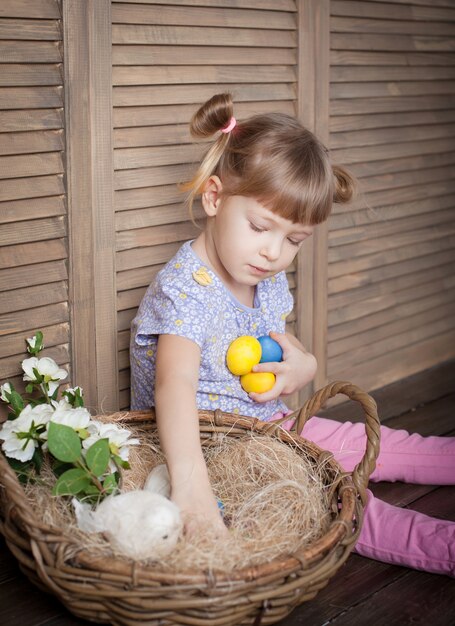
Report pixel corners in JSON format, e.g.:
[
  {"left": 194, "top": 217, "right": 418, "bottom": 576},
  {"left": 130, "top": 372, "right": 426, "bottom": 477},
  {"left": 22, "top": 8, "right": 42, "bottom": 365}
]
[
  {"left": 249, "top": 222, "right": 265, "bottom": 233},
  {"left": 287, "top": 238, "right": 302, "bottom": 247}
]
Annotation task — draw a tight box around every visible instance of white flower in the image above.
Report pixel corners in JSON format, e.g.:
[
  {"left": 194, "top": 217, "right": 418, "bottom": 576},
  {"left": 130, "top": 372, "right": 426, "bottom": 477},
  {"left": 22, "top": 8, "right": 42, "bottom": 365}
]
[
  {"left": 0, "top": 382, "right": 12, "bottom": 402},
  {"left": 0, "top": 404, "right": 53, "bottom": 462},
  {"left": 50, "top": 400, "right": 91, "bottom": 431},
  {"left": 26, "top": 335, "right": 39, "bottom": 350},
  {"left": 83, "top": 420, "right": 140, "bottom": 470},
  {"left": 22, "top": 356, "right": 68, "bottom": 385}
]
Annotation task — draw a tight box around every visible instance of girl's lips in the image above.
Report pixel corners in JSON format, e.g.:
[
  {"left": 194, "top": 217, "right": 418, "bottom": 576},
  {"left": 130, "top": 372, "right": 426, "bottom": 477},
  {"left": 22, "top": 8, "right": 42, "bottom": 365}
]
[{"left": 249, "top": 264, "right": 269, "bottom": 275}]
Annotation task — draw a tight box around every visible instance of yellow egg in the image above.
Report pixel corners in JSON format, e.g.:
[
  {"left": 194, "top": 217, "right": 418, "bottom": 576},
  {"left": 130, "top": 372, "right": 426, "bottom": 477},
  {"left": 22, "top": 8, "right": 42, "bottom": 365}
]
[
  {"left": 240, "top": 372, "right": 276, "bottom": 394},
  {"left": 226, "top": 336, "right": 262, "bottom": 376}
]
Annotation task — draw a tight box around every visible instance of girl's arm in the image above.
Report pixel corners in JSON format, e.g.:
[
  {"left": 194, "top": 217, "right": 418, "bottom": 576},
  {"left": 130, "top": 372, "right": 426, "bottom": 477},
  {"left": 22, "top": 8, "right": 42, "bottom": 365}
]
[
  {"left": 154, "top": 334, "right": 226, "bottom": 535},
  {"left": 249, "top": 331, "right": 317, "bottom": 403}
]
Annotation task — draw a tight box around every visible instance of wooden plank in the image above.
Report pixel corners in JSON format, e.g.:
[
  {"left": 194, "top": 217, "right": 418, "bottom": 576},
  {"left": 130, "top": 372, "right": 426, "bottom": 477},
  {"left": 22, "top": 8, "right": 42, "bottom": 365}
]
[
  {"left": 0, "top": 153, "right": 63, "bottom": 179},
  {"left": 113, "top": 44, "right": 296, "bottom": 66},
  {"left": 331, "top": 0, "right": 455, "bottom": 22},
  {"left": 359, "top": 0, "right": 455, "bottom": 8},
  {"left": 0, "top": 41, "right": 61, "bottom": 63},
  {"left": 0, "top": 195, "right": 65, "bottom": 224},
  {"left": 0, "top": 259, "right": 67, "bottom": 291},
  {"left": 0, "top": 343, "right": 69, "bottom": 380},
  {"left": 331, "top": 65, "right": 455, "bottom": 83},
  {"left": 329, "top": 308, "right": 455, "bottom": 373},
  {"left": 330, "top": 94, "right": 455, "bottom": 116},
  {"left": 339, "top": 157, "right": 455, "bottom": 186},
  {"left": 64, "top": 0, "right": 118, "bottom": 413},
  {"left": 114, "top": 163, "right": 193, "bottom": 191},
  {"left": 115, "top": 203, "right": 204, "bottom": 231},
  {"left": 0, "top": 63, "right": 61, "bottom": 87},
  {"left": 331, "top": 49, "right": 455, "bottom": 66},
  {"left": 113, "top": 64, "right": 296, "bottom": 86},
  {"left": 113, "top": 83, "right": 295, "bottom": 107},
  {"left": 115, "top": 184, "right": 186, "bottom": 211},
  {"left": 329, "top": 328, "right": 455, "bottom": 393},
  {"left": 331, "top": 16, "right": 455, "bottom": 37},
  {"left": 328, "top": 250, "right": 455, "bottom": 312},
  {"left": 114, "top": 143, "right": 204, "bottom": 170},
  {"left": 0, "top": 130, "right": 64, "bottom": 156},
  {"left": 113, "top": 100, "right": 295, "bottom": 128},
  {"left": 0, "top": 239, "right": 66, "bottom": 270},
  {"left": 0, "top": 281, "right": 68, "bottom": 315},
  {"left": 328, "top": 288, "right": 455, "bottom": 343},
  {"left": 116, "top": 240, "right": 182, "bottom": 272},
  {"left": 352, "top": 165, "right": 455, "bottom": 195},
  {"left": 116, "top": 263, "right": 164, "bottom": 291},
  {"left": 329, "top": 246, "right": 455, "bottom": 294},
  {"left": 117, "top": 307, "right": 136, "bottom": 332},
  {"left": 0, "top": 216, "right": 66, "bottom": 247},
  {"left": 330, "top": 109, "right": 455, "bottom": 133},
  {"left": 331, "top": 33, "right": 455, "bottom": 52},
  {"left": 117, "top": 286, "right": 146, "bottom": 312},
  {"left": 0, "top": 108, "right": 63, "bottom": 133},
  {"left": 112, "top": 3, "right": 296, "bottom": 29},
  {"left": 0, "top": 86, "right": 63, "bottom": 109},
  {"left": 0, "top": 0, "right": 61, "bottom": 19},
  {"left": 116, "top": 220, "right": 200, "bottom": 251},
  {"left": 331, "top": 123, "right": 455, "bottom": 149},
  {"left": 114, "top": 124, "right": 192, "bottom": 149},
  {"left": 0, "top": 174, "right": 64, "bottom": 202},
  {"left": 112, "top": 24, "right": 296, "bottom": 47},
  {"left": 329, "top": 234, "right": 455, "bottom": 279},
  {"left": 0, "top": 301, "right": 68, "bottom": 338},
  {"left": 332, "top": 80, "right": 455, "bottom": 99},
  {"left": 112, "top": 0, "right": 296, "bottom": 9},
  {"left": 0, "top": 18, "right": 61, "bottom": 40}
]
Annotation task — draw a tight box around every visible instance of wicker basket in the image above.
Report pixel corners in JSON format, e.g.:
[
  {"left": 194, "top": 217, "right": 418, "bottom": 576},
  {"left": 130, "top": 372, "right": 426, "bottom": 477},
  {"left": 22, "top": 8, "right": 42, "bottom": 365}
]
[{"left": 0, "top": 381, "right": 380, "bottom": 626}]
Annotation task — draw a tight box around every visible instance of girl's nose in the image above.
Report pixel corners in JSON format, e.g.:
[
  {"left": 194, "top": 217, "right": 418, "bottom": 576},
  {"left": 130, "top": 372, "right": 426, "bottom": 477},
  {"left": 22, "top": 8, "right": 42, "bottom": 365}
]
[{"left": 260, "top": 237, "right": 281, "bottom": 261}]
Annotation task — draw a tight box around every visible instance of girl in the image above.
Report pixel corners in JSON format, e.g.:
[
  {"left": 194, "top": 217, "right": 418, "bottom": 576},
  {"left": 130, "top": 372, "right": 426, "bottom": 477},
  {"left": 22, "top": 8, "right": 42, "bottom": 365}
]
[{"left": 130, "top": 93, "right": 455, "bottom": 576}]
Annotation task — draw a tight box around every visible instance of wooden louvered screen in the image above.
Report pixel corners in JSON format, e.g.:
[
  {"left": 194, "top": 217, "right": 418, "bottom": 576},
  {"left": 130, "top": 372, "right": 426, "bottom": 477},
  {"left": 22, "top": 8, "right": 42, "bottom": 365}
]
[
  {"left": 112, "top": 0, "right": 302, "bottom": 410},
  {"left": 0, "top": 0, "right": 69, "bottom": 412},
  {"left": 327, "top": 0, "right": 455, "bottom": 391}
]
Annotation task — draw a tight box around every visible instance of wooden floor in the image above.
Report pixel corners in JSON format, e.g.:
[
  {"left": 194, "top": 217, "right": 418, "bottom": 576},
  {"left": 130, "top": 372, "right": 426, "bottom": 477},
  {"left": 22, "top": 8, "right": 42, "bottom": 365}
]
[{"left": 1, "top": 361, "right": 454, "bottom": 625}]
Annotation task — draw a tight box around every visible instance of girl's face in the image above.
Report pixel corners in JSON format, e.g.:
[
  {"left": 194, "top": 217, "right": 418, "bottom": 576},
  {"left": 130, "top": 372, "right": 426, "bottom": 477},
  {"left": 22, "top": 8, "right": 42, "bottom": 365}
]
[{"left": 201, "top": 188, "right": 313, "bottom": 299}]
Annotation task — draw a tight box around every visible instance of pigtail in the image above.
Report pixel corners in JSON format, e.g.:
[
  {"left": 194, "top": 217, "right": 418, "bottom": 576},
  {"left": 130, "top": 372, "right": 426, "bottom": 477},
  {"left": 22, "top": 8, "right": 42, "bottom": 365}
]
[
  {"left": 181, "top": 93, "right": 234, "bottom": 217},
  {"left": 332, "top": 164, "right": 357, "bottom": 204}
]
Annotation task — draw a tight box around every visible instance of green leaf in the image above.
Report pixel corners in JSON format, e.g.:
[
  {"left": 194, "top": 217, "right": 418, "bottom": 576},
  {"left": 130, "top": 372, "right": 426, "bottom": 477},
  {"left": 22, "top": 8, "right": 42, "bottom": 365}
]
[
  {"left": 85, "top": 438, "right": 110, "bottom": 476},
  {"left": 25, "top": 383, "right": 34, "bottom": 394},
  {"left": 10, "top": 391, "right": 25, "bottom": 417},
  {"left": 102, "top": 473, "right": 118, "bottom": 495},
  {"left": 112, "top": 454, "right": 130, "bottom": 470},
  {"left": 32, "top": 447, "right": 44, "bottom": 474},
  {"left": 47, "top": 422, "right": 82, "bottom": 463},
  {"left": 52, "top": 468, "right": 90, "bottom": 496}
]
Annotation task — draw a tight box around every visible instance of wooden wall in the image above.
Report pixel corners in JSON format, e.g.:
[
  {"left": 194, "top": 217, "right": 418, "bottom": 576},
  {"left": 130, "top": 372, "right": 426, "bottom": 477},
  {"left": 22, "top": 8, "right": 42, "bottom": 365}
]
[
  {"left": 327, "top": 0, "right": 455, "bottom": 392},
  {"left": 0, "top": 0, "right": 454, "bottom": 414},
  {"left": 0, "top": 0, "right": 69, "bottom": 405}
]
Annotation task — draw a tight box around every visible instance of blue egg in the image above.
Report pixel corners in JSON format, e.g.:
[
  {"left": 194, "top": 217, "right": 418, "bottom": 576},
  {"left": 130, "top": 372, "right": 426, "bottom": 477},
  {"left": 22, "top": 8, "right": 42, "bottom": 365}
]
[{"left": 258, "top": 335, "right": 283, "bottom": 363}]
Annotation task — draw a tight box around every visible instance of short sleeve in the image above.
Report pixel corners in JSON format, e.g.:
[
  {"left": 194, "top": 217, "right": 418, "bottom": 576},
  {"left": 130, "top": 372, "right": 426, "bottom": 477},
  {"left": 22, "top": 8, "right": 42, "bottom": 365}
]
[{"left": 134, "top": 274, "right": 215, "bottom": 349}]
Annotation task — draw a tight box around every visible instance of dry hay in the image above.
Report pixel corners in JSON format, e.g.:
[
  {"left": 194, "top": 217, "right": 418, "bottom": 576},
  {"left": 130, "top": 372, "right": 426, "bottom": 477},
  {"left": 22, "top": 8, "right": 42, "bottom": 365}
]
[{"left": 24, "top": 425, "right": 334, "bottom": 574}]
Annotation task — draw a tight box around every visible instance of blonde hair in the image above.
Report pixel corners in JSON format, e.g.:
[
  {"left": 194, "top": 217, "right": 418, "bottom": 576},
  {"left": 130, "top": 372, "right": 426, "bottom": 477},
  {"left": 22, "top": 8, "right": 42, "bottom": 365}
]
[{"left": 182, "top": 93, "right": 356, "bottom": 225}]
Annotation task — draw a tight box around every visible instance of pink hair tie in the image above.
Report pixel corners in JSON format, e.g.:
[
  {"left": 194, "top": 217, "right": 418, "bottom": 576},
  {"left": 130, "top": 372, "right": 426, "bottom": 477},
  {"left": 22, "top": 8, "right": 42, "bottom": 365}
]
[{"left": 221, "top": 116, "right": 236, "bottom": 134}]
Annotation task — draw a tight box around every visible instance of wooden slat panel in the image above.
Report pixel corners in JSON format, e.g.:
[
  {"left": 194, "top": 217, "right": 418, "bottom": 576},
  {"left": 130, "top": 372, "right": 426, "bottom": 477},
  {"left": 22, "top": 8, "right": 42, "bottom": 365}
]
[
  {"left": 115, "top": 203, "right": 204, "bottom": 231},
  {"left": 332, "top": 137, "right": 455, "bottom": 166},
  {"left": 112, "top": 24, "right": 296, "bottom": 47},
  {"left": 117, "top": 285, "right": 147, "bottom": 312},
  {"left": 114, "top": 143, "right": 204, "bottom": 170},
  {"left": 331, "top": 16, "right": 455, "bottom": 37},
  {"left": 329, "top": 246, "right": 455, "bottom": 294},
  {"left": 115, "top": 185, "right": 185, "bottom": 211},
  {"left": 113, "top": 45, "right": 296, "bottom": 66},
  {"left": 0, "top": 108, "right": 63, "bottom": 132},
  {"left": 0, "top": 216, "right": 66, "bottom": 247},
  {"left": 0, "top": 153, "right": 63, "bottom": 178},
  {"left": 114, "top": 83, "right": 295, "bottom": 107},
  {"left": 331, "top": 124, "right": 455, "bottom": 149},
  {"left": 112, "top": 3, "right": 296, "bottom": 29},
  {"left": 0, "top": 174, "right": 64, "bottom": 202},
  {"left": 0, "top": 322, "right": 69, "bottom": 361},
  {"left": 330, "top": 109, "right": 455, "bottom": 132},
  {"left": 331, "top": 33, "right": 455, "bottom": 52},
  {"left": 338, "top": 154, "right": 455, "bottom": 184},
  {"left": 114, "top": 164, "right": 192, "bottom": 190},
  {"left": 331, "top": 65, "right": 455, "bottom": 82},
  {"left": 0, "top": 281, "right": 68, "bottom": 315},
  {"left": 117, "top": 241, "right": 182, "bottom": 272},
  {"left": 357, "top": 0, "right": 455, "bottom": 9},
  {"left": 0, "top": 18, "right": 61, "bottom": 40},
  {"left": 332, "top": 81, "right": 455, "bottom": 99},
  {"left": 0, "top": 86, "right": 63, "bottom": 109},
  {"left": 117, "top": 263, "right": 164, "bottom": 291},
  {"left": 331, "top": 94, "right": 455, "bottom": 116},
  {"left": 0, "top": 343, "right": 69, "bottom": 379},
  {"left": 0, "top": 301, "right": 68, "bottom": 337},
  {"left": 112, "top": 0, "right": 296, "bottom": 9},
  {"left": 0, "top": 259, "right": 67, "bottom": 292},
  {"left": 113, "top": 64, "right": 295, "bottom": 86},
  {"left": 0, "top": 195, "right": 65, "bottom": 224},
  {"left": 113, "top": 100, "right": 295, "bottom": 128},
  {"left": 354, "top": 164, "right": 455, "bottom": 194},
  {"left": 331, "top": 0, "right": 455, "bottom": 22},
  {"left": 0, "top": 63, "right": 62, "bottom": 86},
  {"left": 116, "top": 220, "right": 200, "bottom": 251},
  {"left": 0, "top": 130, "right": 64, "bottom": 156},
  {"left": 331, "top": 49, "right": 455, "bottom": 66},
  {"left": 0, "top": 239, "right": 66, "bottom": 270},
  {"left": 0, "top": 40, "right": 61, "bottom": 63},
  {"left": 0, "top": 0, "right": 60, "bottom": 19}
]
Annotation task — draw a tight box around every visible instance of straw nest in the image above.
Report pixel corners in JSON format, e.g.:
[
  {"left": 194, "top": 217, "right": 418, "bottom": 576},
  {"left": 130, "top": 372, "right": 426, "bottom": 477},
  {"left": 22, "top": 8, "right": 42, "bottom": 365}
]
[{"left": 24, "top": 425, "right": 333, "bottom": 573}]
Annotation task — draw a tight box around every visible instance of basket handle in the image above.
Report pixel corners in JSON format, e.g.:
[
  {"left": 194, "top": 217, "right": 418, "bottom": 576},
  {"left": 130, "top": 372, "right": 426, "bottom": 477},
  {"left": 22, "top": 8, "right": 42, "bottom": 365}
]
[{"left": 273, "top": 381, "right": 381, "bottom": 502}]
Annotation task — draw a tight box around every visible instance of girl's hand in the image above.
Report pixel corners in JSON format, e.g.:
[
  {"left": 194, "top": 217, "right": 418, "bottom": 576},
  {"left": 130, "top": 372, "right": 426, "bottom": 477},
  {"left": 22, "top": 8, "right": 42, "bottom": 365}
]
[
  {"left": 248, "top": 332, "right": 317, "bottom": 403},
  {"left": 171, "top": 473, "right": 228, "bottom": 538}
]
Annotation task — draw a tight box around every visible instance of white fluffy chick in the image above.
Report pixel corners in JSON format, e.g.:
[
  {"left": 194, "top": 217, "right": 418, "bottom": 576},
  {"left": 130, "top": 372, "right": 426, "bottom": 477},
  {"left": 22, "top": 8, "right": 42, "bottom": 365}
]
[{"left": 73, "top": 464, "right": 181, "bottom": 560}]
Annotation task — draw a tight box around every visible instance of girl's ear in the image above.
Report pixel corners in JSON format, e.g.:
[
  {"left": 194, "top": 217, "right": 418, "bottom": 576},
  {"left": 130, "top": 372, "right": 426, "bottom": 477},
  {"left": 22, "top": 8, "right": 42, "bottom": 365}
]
[{"left": 201, "top": 176, "right": 223, "bottom": 217}]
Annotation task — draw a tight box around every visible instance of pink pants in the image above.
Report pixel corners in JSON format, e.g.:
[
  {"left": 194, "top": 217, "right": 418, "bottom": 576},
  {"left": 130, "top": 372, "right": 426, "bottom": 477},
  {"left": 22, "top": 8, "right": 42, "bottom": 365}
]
[{"left": 279, "top": 415, "right": 455, "bottom": 577}]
